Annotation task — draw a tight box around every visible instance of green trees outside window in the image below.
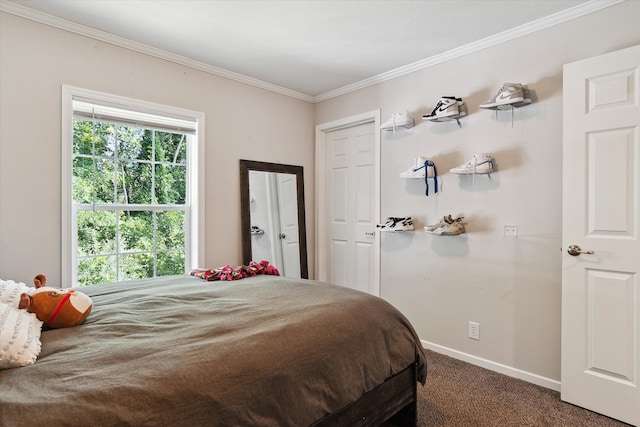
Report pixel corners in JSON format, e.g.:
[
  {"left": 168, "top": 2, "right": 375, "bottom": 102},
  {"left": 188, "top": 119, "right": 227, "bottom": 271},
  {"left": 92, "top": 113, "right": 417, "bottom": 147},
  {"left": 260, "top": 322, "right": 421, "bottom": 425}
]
[{"left": 73, "top": 119, "right": 188, "bottom": 286}]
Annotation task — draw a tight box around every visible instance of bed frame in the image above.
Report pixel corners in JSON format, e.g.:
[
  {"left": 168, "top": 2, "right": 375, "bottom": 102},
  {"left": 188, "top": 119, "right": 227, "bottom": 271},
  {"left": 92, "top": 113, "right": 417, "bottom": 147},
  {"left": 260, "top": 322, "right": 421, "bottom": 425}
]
[{"left": 312, "top": 362, "right": 418, "bottom": 426}]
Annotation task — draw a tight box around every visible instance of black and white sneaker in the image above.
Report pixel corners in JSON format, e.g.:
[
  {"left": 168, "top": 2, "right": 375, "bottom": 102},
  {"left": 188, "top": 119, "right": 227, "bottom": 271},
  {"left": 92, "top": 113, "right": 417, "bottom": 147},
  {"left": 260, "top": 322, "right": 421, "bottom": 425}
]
[
  {"left": 424, "top": 97, "right": 467, "bottom": 128},
  {"left": 422, "top": 97, "right": 463, "bottom": 120},
  {"left": 376, "top": 217, "right": 415, "bottom": 232}
]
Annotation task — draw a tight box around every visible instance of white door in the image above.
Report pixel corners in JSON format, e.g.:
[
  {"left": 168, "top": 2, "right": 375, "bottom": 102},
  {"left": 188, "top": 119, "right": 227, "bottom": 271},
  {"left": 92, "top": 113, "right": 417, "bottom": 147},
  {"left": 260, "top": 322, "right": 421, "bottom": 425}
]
[
  {"left": 562, "top": 44, "right": 640, "bottom": 426},
  {"left": 316, "top": 112, "right": 380, "bottom": 295},
  {"left": 276, "top": 172, "right": 301, "bottom": 278}
]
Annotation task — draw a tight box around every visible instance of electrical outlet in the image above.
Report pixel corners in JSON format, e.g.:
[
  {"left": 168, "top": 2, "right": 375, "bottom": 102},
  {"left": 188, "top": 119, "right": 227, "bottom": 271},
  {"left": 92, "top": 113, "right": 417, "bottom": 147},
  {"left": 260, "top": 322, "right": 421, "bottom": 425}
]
[
  {"left": 504, "top": 225, "right": 518, "bottom": 238},
  {"left": 468, "top": 321, "right": 480, "bottom": 340}
]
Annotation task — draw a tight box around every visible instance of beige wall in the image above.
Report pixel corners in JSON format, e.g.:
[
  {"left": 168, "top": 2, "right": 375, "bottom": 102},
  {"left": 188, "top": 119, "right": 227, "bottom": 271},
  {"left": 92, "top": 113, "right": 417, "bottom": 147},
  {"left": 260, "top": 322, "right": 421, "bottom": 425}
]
[
  {"left": 0, "top": 12, "right": 315, "bottom": 284},
  {"left": 315, "top": 1, "right": 640, "bottom": 383},
  {"left": 2, "top": 1, "right": 640, "bottom": 387}
]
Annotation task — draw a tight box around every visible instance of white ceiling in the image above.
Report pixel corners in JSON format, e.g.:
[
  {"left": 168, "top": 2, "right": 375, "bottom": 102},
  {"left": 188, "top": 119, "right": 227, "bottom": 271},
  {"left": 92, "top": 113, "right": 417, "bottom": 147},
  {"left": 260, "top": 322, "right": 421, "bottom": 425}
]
[{"left": 3, "top": 0, "right": 612, "bottom": 101}]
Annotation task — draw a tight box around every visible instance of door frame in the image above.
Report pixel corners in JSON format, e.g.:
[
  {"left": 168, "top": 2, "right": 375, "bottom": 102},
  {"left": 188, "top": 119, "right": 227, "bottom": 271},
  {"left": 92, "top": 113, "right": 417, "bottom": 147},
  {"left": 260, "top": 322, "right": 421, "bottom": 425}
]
[{"left": 315, "top": 110, "right": 381, "bottom": 295}]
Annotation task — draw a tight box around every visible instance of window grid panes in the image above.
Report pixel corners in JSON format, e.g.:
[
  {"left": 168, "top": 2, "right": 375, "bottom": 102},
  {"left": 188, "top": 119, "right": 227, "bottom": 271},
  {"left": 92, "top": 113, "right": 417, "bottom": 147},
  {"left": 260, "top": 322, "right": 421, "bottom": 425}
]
[{"left": 72, "top": 116, "right": 189, "bottom": 287}]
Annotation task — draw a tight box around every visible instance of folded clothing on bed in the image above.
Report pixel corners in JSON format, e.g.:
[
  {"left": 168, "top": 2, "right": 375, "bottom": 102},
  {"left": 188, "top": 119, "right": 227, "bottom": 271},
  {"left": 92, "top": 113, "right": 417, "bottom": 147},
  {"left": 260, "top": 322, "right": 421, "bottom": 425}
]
[{"left": 189, "top": 259, "right": 280, "bottom": 281}]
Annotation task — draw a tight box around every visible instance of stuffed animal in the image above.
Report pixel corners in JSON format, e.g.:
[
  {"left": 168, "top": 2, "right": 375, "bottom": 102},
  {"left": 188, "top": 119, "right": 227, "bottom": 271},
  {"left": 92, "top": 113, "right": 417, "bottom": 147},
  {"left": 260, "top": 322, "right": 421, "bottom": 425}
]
[{"left": 18, "top": 274, "right": 93, "bottom": 328}]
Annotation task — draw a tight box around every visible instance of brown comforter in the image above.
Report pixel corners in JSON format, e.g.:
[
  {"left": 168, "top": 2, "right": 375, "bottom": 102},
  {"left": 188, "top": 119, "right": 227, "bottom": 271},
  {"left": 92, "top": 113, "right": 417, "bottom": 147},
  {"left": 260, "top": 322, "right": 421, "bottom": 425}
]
[{"left": 0, "top": 275, "right": 426, "bottom": 426}]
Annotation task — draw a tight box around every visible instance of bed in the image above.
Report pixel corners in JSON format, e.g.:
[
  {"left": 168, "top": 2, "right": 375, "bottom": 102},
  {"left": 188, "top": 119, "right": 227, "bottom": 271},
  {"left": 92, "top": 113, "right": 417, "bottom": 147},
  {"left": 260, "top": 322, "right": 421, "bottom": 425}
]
[{"left": 0, "top": 275, "right": 426, "bottom": 426}]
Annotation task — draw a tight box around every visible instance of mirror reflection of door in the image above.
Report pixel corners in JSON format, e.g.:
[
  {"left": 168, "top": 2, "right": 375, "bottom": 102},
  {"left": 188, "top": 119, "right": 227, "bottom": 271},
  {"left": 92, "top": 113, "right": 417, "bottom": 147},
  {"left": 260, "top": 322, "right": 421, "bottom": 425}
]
[
  {"left": 240, "top": 159, "right": 308, "bottom": 279},
  {"left": 276, "top": 173, "right": 301, "bottom": 278},
  {"left": 249, "top": 171, "right": 300, "bottom": 278}
]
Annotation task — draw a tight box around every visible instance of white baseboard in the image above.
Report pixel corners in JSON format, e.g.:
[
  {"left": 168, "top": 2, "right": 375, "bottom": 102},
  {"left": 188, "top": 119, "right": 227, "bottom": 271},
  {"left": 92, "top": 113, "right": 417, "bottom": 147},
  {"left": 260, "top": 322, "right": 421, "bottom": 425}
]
[{"left": 421, "top": 340, "right": 561, "bottom": 392}]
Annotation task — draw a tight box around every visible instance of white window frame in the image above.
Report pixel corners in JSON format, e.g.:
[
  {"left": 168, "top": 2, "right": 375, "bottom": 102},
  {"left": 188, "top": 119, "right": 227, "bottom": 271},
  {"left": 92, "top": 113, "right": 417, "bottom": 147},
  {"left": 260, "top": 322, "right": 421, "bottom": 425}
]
[{"left": 61, "top": 85, "right": 205, "bottom": 287}]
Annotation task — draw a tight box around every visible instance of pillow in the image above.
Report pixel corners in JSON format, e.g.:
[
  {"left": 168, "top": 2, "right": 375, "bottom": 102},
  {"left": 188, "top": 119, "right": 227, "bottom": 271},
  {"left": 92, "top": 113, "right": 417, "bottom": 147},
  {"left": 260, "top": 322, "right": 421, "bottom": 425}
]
[
  {"left": 0, "top": 278, "right": 34, "bottom": 308},
  {"left": 0, "top": 301, "right": 43, "bottom": 369}
]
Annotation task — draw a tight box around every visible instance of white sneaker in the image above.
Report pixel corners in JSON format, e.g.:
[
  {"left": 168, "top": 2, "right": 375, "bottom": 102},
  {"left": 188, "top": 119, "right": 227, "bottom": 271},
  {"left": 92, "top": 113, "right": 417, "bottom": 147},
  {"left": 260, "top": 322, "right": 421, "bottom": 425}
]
[
  {"left": 381, "top": 112, "right": 414, "bottom": 132},
  {"left": 400, "top": 156, "right": 435, "bottom": 178},
  {"left": 479, "top": 83, "right": 524, "bottom": 109},
  {"left": 376, "top": 217, "right": 414, "bottom": 231},
  {"left": 450, "top": 153, "right": 493, "bottom": 175},
  {"left": 422, "top": 97, "right": 461, "bottom": 120}
]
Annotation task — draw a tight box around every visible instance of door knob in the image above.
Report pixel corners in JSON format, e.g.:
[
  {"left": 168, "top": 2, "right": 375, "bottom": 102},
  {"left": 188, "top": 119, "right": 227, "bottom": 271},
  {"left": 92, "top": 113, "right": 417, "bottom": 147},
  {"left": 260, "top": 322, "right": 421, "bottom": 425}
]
[
  {"left": 278, "top": 233, "right": 286, "bottom": 239},
  {"left": 567, "top": 245, "right": 595, "bottom": 256}
]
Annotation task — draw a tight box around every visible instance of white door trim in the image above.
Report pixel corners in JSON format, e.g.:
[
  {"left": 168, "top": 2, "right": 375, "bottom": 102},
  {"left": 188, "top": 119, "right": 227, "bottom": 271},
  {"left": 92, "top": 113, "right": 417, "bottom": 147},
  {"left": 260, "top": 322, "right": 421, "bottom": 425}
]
[{"left": 315, "top": 110, "right": 381, "bottom": 295}]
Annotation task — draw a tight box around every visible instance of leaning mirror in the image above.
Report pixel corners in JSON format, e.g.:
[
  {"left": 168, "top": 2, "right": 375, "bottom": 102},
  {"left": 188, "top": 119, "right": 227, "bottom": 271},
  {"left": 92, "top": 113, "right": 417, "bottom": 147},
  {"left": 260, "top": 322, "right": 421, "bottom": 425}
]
[{"left": 240, "top": 160, "right": 308, "bottom": 279}]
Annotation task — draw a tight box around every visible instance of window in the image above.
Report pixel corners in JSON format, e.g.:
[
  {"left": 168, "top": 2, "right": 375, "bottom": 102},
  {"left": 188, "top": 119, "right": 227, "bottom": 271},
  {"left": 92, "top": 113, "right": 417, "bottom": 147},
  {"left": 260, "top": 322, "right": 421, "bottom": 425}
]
[{"left": 62, "top": 86, "right": 204, "bottom": 287}]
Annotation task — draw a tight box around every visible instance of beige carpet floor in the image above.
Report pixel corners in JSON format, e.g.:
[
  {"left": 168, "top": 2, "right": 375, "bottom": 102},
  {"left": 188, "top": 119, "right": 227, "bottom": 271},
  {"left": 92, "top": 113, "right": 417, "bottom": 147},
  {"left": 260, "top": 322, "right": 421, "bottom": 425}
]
[{"left": 415, "top": 350, "right": 632, "bottom": 426}]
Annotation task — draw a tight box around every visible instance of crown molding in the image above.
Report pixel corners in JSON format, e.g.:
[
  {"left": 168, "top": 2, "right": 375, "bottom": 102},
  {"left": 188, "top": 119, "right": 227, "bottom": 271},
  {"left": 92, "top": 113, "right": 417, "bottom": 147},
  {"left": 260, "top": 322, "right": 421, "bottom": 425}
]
[
  {"left": 0, "top": 0, "right": 315, "bottom": 103},
  {"left": 1, "top": 0, "right": 626, "bottom": 104},
  {"left": 314, "top": 0, "right": 627, "bottom": 102}
]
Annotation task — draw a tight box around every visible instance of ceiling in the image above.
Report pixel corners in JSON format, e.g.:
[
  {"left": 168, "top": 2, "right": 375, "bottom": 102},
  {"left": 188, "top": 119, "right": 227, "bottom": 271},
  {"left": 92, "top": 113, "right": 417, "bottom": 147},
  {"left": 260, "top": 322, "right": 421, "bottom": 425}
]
[{"left": 3, "top": 0, "right": 610, "bottom": 101}]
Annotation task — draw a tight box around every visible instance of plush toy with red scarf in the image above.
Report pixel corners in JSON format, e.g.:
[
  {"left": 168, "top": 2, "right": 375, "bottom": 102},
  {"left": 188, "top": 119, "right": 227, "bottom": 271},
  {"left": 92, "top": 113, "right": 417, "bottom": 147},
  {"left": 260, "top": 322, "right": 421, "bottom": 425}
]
[{"left": 18, "top": 274, "right": 92, "bottom": 329}]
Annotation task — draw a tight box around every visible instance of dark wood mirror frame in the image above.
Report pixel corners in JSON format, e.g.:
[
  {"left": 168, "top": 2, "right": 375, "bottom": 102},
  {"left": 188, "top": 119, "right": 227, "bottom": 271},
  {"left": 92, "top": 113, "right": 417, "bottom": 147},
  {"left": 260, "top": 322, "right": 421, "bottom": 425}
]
[{"left": 240, "top": 159, "right": 308, "bottom": 279}]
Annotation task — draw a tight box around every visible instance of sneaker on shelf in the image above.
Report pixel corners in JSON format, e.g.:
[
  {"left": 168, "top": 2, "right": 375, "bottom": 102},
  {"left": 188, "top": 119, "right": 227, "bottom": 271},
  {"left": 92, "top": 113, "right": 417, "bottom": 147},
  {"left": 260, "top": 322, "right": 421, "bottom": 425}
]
[
  {"left": 479, "top": 83, "right": 525, "bottom": 109},
  {"left": 449, "top": 153, "right": 494, "bottom": 175},
  {"left": 376, "top": 217, "right": 414, "bottom": 231},
  {"left": 439, "top": 218, "right": 466, "bottom": 236},
  {"left": 422, "top": 97, "right": 462, "bottom": 120},
  {"left": 400, "top": 156, "right": 436, "bottom": 179},
  {"left": 424, "top": 215, "right": 453, "bottom": 232},
  {"left": 381, "top": 112, "right": 414, "bottom": 132},
  {"left": 492, "top": 84, "right": 532, "bottom": 110},
  {"left": 428, "top": 108, "right": 467, "bottom": 122},
  {"left": 512, "top": 84, "right": 531, "bottom": 107},
  {"left": 425, "top": 216, "right": 465, "bottom": 236}
]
